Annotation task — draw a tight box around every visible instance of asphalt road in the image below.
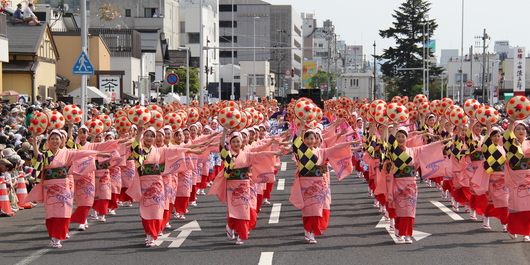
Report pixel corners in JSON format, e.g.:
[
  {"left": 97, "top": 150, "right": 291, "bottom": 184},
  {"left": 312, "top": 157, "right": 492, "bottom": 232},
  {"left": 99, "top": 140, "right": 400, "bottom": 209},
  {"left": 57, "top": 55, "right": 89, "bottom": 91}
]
[{"left": 1, "top": 155, "right": 529, "bottom": 265}]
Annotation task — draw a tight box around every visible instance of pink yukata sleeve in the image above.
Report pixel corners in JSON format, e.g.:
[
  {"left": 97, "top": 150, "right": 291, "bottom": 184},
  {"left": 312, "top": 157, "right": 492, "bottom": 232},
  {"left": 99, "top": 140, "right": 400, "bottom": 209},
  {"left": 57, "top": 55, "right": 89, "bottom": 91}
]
[
  {"left": 416, "top": 142, "right": 446, "bottom": 180},
  {"left": 162, "top": 146, "right": 190, "bottom": 175},
  {"left": 248, "top": 151, "right": 277, "bottom": 183},
  {"left": 322, "top": 142, "right": 353, "bottom": 180}
]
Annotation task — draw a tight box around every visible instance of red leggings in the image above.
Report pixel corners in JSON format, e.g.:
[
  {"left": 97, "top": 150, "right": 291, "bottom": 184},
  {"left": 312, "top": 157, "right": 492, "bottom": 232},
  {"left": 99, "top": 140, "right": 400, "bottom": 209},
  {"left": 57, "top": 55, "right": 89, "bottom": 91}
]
[
  {"left": 142, "top": 218, "right": 162, "bottom": 239},
  {"left": 485, "top": 205, "right": 508, "bottom": 224},
  {"left": 70, "top": 206, "right": 90, "bottom": 224},
  {"left": 119, "top": 187, "right": 133, "bottom": 202},
  {"left": 395, "top": 217, "right": 414, "bottom": 237},
  {"left": 507, "top": 211, "right": 530, "bottom": 236},
  {"left": 46, "top": 218, "right": 70, "bottom": 240},
  {"left": 174, "top": 196, "right": 189, "bottom": 214},
  {"left": 302, "top": 209, "right": 330, "bottom": 236},
  {"left": 109, "top": 193, "right": 119, "bottom": 210},
  {"left": 92, "top": 199, "right": 109, "bottom": 215}
]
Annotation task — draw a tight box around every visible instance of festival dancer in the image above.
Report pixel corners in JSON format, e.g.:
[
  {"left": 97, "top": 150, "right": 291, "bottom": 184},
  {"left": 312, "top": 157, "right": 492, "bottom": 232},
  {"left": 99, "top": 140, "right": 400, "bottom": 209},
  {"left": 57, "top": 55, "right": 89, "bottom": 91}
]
[
  {"left": 209, "top": 127, "right": 285, "bottom": 245},
  {"left": 502, "top": 117, "right": 530, "bottom": 242},
  {"left": 289, "top": 122, "right": 356, "bottom": 244},
  {"left": 26, "top": 130, "right": 111, "bottom": 248}
]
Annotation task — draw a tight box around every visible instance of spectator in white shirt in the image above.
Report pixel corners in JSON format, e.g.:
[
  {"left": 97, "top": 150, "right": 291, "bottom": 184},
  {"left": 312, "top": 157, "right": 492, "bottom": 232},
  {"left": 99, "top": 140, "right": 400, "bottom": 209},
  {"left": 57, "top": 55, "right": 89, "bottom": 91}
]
[{"left": 22, "top": 3, "right": 41, "bottom": 26}]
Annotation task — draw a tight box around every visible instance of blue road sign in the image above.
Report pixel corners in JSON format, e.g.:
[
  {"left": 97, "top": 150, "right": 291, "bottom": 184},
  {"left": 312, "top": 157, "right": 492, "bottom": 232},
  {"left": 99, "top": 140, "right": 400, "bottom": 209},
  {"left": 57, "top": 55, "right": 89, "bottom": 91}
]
[
  {"left": 73, "top": 51, "right": 94, "bottom": 75},
  {"left": 166, "top": 73, "right": 179, "bottom": 85}
]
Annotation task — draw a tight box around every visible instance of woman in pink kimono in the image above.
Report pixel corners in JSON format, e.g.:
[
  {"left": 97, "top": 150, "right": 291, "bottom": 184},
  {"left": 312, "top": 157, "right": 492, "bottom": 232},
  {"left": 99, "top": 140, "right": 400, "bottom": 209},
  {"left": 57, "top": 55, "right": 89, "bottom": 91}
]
[
  {"left": 119, "top": 126, "right": 137, "bottom": 207},
  {"left": 290, "top": 125, "right": 356, "bottom": 244},
  {"left": 466, "top": 120, "right": 488, "bottom": 221},
  {"left": 27, "top": 130, "right": 110, "bottom": 248},
  {"left": 386, "top": 123, "right": 450, "bottom": 244},
  {"left": 502, "top": 117, "right": 530, "bottom": 242},
  {"left": 470, "top": 123, "right": 508, "bottom": 231},
  {"left": 209, "top": 128, "right": 284, "bottom": 245},
  {"left": 127, "top": 121, "right": 203, "bottom": 247}
]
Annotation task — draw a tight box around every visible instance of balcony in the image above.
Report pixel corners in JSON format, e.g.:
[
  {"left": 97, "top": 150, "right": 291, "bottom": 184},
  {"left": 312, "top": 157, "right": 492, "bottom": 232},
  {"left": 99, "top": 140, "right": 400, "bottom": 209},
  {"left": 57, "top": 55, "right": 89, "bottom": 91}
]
[{"left": 133, "top": 17, "right": 165, "bottom": 29}]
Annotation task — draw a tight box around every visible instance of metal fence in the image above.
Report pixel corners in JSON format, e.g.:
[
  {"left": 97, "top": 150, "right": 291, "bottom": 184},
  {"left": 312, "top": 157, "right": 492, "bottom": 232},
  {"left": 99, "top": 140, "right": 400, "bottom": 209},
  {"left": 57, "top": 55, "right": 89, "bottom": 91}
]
[{"left": 0, "top": 13, "right": 7, "bottom": 38}]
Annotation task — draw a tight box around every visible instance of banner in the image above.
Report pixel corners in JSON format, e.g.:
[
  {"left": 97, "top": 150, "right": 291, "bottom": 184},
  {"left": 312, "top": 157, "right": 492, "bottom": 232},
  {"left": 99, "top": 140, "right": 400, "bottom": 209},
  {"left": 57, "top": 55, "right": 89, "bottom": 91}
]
[
  {"left": 514, "top": 47, "right": 526, "bottom": 93},
  {"left": 302, "top": 61, "right": 317, "bottom": 88}
]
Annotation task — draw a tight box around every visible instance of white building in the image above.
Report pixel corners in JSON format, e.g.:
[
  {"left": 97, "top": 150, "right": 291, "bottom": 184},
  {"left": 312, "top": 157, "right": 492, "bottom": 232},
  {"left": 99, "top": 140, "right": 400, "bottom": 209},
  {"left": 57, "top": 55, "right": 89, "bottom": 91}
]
[
  {"left": 239, "top": 61, "right": 274, "bottom": 100},
  {"left": 179, "top": 0, "right": 220, "bottom": 102},
  {"left": 341, "top": 73, "right": 373, "bottom": 100}
]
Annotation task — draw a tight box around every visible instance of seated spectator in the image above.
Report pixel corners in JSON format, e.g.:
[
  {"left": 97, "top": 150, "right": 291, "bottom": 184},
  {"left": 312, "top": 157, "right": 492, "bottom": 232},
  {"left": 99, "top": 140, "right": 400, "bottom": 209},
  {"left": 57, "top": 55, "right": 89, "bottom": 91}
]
[
  {"left": 22, "top": 3, "right": 41, "bottom": 26},
  {"left": 12, "top": 4, "right": 24, "bottom": 24}
]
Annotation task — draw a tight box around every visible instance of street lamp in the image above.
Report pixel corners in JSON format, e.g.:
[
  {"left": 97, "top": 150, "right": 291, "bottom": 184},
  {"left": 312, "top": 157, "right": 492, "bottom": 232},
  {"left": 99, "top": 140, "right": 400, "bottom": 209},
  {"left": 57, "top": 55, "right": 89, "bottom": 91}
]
[
  {"left": 253, "top": 16, "right": 259, "bottom": 101},
  {"left": 178, "top": 47, "right": 190, "bottom": 103}
]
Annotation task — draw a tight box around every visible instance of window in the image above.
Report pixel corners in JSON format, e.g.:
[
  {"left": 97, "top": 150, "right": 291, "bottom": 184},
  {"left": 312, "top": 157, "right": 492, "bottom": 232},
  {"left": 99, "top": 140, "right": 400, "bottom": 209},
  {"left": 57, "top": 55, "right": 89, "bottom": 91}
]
[
  {"left": 188, "top": 33, "right": 200, "bottom": 44},
  {"left": 180, "top": 22, "right": 185, "bottom": 33},
  {"left": 220, "top": 51, "right": 237, "bottom": 58},
  {"left": 294, "top": 54, "right": 301, "bottom": 63},
  {"left": 219, "top": 5, "right": 237, "bottom": 12},
  {"left": 350, "top": 79, "right": 359, "bottom": 87},
  {"left": 220, "top": 36, "right": 237, "bottom": 43},
  {"left": 455, "top": 73, "right": 468, "bottom": 83},
  {"left": 318, "top": 44, "right": 324, "bottom": 48},
  {"left": 145, "top": 8, "right": 158, "bottom": 17},
  {"left": 125, "top": 9, "right": 131, "bottom": 17},
  {"left": 220, "top": 21, "right": 237, "bottom": 28},
  {"left": 248, "top": 76, "right": 265, "bottom": 86}
]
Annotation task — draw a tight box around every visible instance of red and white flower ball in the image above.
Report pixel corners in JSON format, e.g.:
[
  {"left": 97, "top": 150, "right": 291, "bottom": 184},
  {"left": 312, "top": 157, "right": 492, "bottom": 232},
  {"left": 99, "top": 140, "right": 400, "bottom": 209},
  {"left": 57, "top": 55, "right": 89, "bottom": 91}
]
[
  {"left": 46, "top": 110, "right": 66, "bottom": 130},
  {"left": 62, "top": 104, "right": 82, "bottom": 124},
  {"left": 368, "top": 99, "right": 386, "bottom": 116},
  {"left": 95, "top": 114, "right": 112, "bottom": 132},
  {"left": 506, "top": 96, "right": 530, "bottom": 120},
  {"left": 476, "top": 105, "right": 500, "bottom": 125},
  {"left": 463, "top": 98, "right": 481, "bottom": 117},
  {"left": 187, "top": 107, "right": 200, "bottom": 124},
  {"left": 218, "top": 106, "right": 242, "bottom": 129},
  {"left": 127, "top": 105, "right": 151, "bottom": 125},
  {"left": 448, "top": 106, "right": 468, "bottom": 126},
  {"left": 373, "top": 103, "right": 389, "bottom": 124},
  {"left": 413, "top": 94, "right": 428, "bottom": 106},
  {"left": 335, "top": 108, "right": 349, "bottom": 119},
  {"left": 146, "top": 104, "right": 164, "bottom": 115},
  {"left": 387, "top": 103, "right": 409, "bottom": 123},
  {"left": 417, "top": 101, "right": 431, "bottom": 114},
  {"left": 163, "top": 104, "right": 175, "bottom": 114},
  {"left": 84, "top": 118, "right": 105, "bottom": 136},
  {"left": 29, "top": 112, "right": 49, "bottom": 135},
  {"left": 176, "top": 110, "right": 188, "bottom": 126},
  {"left": 114, "top": 109, "right": 128, "bottom": 118},
  {"left": 233, "top": 110, "right": 249, "bottom": 131},
  {"left": 114, "top": 116, "right": 132, "bottom": 134},
  {"left": 164, "top": 112, "right": 184, "bottom": 131},
  {"left": 440, "top": 98, "right": 454, "bottom": 109},
  {"left": 148, "top": 110, "right": 164, "bottom": 130},
  {"left": 429, "top": 100, "right": 441, "bottom": 115},
  {"left": 294, "top": 98, "right": 318, "bottom": 121}
]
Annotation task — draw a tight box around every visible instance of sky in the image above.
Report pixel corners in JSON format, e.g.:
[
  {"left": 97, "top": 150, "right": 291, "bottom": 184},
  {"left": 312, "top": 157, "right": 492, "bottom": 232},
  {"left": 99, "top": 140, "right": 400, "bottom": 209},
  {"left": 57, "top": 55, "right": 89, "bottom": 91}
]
[{"left": 266, "top": 0, "right": 527, "bottom": 61}]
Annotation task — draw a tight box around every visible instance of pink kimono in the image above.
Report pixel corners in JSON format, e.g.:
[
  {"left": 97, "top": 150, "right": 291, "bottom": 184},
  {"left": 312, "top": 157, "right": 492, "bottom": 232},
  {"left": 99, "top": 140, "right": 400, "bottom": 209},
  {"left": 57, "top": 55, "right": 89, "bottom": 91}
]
[{"left": 26, "top": 148, "right": 98, "bottom": 240}]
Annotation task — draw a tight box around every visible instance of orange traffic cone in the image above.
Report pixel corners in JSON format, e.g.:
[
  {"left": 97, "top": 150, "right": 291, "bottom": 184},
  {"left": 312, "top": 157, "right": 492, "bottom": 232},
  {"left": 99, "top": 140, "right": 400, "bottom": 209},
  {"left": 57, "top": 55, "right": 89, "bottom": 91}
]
[
  {"left": 0, "top": 175, "right": 14, "bottom": 216},
  {"left": 16, "top": 173, "right": 33, "bottom": 209}
]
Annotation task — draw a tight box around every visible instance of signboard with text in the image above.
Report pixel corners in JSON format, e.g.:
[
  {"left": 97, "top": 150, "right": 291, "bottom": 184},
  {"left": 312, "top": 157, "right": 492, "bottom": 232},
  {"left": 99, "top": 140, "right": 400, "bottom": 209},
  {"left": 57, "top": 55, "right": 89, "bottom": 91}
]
[
  {"left": 514, "top": 47, "right": 526, "bottom": 95},
  {"left": 99, "top": 75, "right": 121, "bottom": 100}
]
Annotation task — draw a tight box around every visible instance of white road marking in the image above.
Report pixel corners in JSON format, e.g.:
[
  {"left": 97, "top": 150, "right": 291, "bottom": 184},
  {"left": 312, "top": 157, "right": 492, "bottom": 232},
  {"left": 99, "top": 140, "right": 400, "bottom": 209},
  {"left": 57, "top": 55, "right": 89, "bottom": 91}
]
[
  {"left": 430, "top": 201, "right": 464, "bottom": 220},
  {"left": 15, "top": 229, "right": 81, "bottom": 265},
  {"left": 155, "top": 220, "right": 201, "bottom": 248},
  {"left": 15, "top": 249, "right": 50, "bottom": 265},
  {"left": 277, "top": 179, "right": 285, "bottom": 191},
  {"left": 258, "top": 252, "right": 274, "bottom": 265},
  {"left": 280, "top": 162, "right": 287, "bottom": 171},
  {"left": 376, "top": 216, "right": 431, "bottom": 244},
  {"left": 269, "top": 203, "right": 282, "bottom": 224}
]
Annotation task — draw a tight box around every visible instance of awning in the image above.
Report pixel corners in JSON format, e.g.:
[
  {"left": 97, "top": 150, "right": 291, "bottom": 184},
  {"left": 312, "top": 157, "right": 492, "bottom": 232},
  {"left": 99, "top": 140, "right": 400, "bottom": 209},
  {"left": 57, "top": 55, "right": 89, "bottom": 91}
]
[
  {"left": 123, "top": 93, "right": 138, "bottom": 100},
  {"left": 69, "top": 86, "right": 111, "bottom": 103}
]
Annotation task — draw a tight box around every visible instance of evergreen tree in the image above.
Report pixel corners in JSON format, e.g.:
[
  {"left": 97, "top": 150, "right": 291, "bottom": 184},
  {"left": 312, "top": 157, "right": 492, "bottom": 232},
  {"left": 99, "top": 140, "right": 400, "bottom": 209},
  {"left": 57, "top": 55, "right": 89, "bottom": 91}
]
[{"left": 379, "top": 0, "right": 442, "bottom": 98}]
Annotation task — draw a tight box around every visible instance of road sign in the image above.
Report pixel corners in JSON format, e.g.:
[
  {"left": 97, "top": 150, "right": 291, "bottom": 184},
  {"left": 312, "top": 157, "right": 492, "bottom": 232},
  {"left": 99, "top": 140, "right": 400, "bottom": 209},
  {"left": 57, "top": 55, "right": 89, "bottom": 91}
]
[
  {"left": 466, "top": 80, "right": 474, "bottom": 87},
  {"left": 166, "top": 73, "right": 179, "bottom": 85},
  {"left": 72, "top": 51, "right": 94, "bottom": 75},
  {"left": 154, "top": 220, "right": 201, "bottom": 248},
  {"left": 284, "top": 69, "right": 291, "bottom": 76}
]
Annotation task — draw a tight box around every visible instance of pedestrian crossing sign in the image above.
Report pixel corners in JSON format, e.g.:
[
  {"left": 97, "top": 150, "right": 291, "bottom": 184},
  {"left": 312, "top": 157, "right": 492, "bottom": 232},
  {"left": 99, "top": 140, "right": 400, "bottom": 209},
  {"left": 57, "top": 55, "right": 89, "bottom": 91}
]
[{"left": 72, "top": 51, "right": 94, "bottom": 75}]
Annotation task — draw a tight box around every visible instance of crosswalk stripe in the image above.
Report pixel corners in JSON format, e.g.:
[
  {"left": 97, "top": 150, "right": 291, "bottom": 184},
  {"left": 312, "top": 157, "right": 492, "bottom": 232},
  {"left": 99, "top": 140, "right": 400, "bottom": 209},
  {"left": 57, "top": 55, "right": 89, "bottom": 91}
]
[
  {"left": 258, "top": 252, "right": 274, "bottom": 265},
  {"left": 430, "top": 201, "right": 464, "bottom": 220},
  {"left": 268, "top": 203, "right": 282, "bottom": 224},
  {"left": 277, "top": 179, "right": 285, "bottom": 191},
  {"left": 280, "top": 162, "right": 287, "bottom": 171}
]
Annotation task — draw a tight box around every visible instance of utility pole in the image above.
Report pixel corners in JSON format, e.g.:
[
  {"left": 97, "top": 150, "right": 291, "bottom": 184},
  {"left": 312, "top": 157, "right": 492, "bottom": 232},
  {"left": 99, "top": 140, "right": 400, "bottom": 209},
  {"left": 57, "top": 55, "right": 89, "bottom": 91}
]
[
  {"left": 481, "top": 29, "right": 489, "bottom": 104},
  {"left": 373, "top": 41, "right": 377, "bottom": 100}
]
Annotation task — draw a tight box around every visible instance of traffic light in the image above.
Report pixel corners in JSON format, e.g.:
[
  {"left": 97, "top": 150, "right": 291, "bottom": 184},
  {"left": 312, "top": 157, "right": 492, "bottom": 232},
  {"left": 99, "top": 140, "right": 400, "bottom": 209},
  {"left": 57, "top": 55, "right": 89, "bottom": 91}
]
[{"left": 291, "top": 69, "right": 294, "bottom": 77}]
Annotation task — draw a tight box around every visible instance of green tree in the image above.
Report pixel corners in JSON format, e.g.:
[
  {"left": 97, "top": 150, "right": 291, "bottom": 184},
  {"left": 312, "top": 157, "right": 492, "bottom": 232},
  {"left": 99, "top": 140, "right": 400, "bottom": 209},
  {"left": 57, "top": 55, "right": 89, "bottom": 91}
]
[
  {"left": 379, "top": 0, "right": 442, "bottom": 98},
  {"left": 164, "top": 68, "right": 200, "bottom": 98},
  {"left": 308, "top": 70, "right": 336, "bottom": 100}
]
